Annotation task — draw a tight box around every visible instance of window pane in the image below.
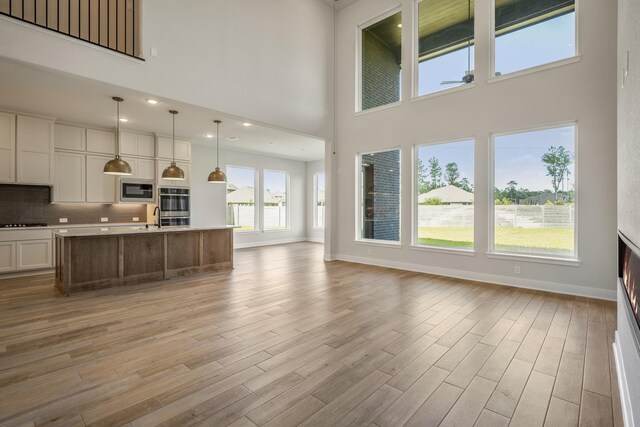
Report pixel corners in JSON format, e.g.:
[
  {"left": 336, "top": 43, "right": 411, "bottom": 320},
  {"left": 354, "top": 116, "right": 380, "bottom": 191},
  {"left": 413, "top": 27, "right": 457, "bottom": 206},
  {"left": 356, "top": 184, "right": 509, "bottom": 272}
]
[
  {"left": 416, "top": 140, "right": 474, "bottom": 249},
  {"left": 360, "top": 150, "right": 400, "bottom": 242},
  {"left": 495, "top": 1, "right": 575, "bottom": 76},
  {"left": 315, "top": 172, "right": 326, "bottom": 229},
  {"left": 417, "top": 0, "right": 475, "bottom": 96},
  {"left": 226, "top": 166, "right": 256, "bottom": 231},
  {"left": 264, "top": 170, "right": 288, "bottom": 230},
  {"left": 493, "top": 125, "right": 576, "bottom": 257},
  {"left": 361, "top": 10, "right": 402, "bottom": 111}
]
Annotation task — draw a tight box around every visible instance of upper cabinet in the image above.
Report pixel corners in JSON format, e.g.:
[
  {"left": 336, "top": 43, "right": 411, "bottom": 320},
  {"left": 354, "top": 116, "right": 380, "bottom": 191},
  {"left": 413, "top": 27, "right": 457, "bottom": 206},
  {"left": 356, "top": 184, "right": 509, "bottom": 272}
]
[
  {"left": 16, "top": 115, "right": 55, "bottom": 185},
  {"left": 156, "top": 136, "right": 191, "bottom": 162},
  {"left": 120, "top": 131, "right": 155, "bottom": 158},
  {"left": 86, "top": 129, "right": 116, "bottom": 155},
  {"left": 53, "top": 151, "right": 86, "bottom": 203},
  {"left": 55, "top": 124, "right": 86, "bottom": 151},
  {"left": 86, "top": 155, "right": 117, "bottom": 203},
  {"left": 0, "top": 112, "right": 16, "bottom": 183}
]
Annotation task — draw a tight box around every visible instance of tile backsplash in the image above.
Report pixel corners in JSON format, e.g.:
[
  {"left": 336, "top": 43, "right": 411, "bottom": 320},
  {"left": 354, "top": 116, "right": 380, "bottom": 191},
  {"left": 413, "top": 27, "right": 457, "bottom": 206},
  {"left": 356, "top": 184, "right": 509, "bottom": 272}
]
[{"left": 0, "top": 185, "right": 147, "bottom": 225}]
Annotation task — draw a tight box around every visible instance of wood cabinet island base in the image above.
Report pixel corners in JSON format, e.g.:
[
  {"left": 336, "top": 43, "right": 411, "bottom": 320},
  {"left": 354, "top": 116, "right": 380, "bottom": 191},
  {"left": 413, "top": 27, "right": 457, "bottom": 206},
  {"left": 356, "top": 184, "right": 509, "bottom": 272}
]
[{"left": 54, "top": 227, "right": 235, "bottom": 296}]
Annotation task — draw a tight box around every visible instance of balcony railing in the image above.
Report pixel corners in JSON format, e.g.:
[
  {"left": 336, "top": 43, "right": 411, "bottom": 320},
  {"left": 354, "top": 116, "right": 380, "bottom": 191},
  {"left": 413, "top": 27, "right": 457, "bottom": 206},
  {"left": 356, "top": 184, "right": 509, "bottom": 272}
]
[{"left": 0, "top": 0, "right": 142, "bottom": 59}]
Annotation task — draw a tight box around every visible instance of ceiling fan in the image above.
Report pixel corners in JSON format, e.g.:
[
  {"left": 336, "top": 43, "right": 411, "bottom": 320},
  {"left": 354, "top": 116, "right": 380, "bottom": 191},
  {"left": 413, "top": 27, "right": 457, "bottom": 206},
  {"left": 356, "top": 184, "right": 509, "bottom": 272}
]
[{"left": 441, "top": 0, "right": 474, "bottom": 85}]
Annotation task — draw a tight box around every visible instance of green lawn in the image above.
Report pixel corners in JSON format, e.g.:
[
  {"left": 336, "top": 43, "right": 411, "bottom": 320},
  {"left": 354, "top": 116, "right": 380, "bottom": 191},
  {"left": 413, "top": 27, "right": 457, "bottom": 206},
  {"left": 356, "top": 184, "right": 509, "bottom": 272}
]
[{"left": 418, "top": 227, "right": 574, "bottom": 255}]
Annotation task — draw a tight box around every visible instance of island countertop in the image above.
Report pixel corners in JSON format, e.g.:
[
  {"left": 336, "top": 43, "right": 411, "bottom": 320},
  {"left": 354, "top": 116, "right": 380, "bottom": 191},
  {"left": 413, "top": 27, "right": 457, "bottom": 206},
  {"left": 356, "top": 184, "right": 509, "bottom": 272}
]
[{"left": 53, "top": 225, "right": 237, "bottom": 237}]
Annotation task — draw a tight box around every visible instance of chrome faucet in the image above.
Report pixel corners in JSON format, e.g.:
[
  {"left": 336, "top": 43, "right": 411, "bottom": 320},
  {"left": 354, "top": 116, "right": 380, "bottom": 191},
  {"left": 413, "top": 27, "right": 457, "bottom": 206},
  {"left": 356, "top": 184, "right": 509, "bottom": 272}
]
[{"left": 153, "top": 206, "right": 161, "bottom": 228}]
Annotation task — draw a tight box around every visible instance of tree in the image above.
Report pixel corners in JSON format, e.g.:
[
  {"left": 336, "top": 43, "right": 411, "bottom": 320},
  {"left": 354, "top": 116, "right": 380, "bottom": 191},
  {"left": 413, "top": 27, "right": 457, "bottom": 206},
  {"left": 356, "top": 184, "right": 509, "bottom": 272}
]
[
  {"left": 505, "top": 180, "right": 518, "bottom": 202},
  {"left": 444, "top": 162, "right": 460, "bottom": 186},
  {"left": 541, "top": 146, "right": 573, "bottom": 199},
  {"left": 458, "top": 177, "right": 474, "bottom": 193},
  {"left": 417, "top": 158, "right": 429, "bottom": 194},
  {"left": 428, "top": 157, "right": 442, "bottom": 190},
  {"left": 422, "top": 197, "right": 444, "bottom": 205}
]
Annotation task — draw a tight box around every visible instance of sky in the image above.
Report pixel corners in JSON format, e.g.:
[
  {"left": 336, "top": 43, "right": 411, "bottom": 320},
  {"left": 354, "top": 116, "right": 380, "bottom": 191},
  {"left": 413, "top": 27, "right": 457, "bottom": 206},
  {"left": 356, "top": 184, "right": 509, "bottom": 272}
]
[
  {"left": 263, "top": 170, "right": 287, "bottom": 194},
  {"left": 417, "top": 139, "right": 474, "bottom": 185},
  {"left": 226, "top": 166, "right": 254, "bottom": 189},
  {"left": 316, "top": 172, "right": 325, "bottom": 202},
  {"left": 418, "top": 12, "right": 575, "bottom": 95}
]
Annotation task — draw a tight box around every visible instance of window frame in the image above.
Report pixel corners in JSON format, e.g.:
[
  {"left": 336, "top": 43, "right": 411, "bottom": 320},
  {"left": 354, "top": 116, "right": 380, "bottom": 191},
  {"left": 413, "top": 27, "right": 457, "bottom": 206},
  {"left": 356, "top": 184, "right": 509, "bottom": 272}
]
[
  {"left": 355, "top": 5, "right": 404, "bottom": 114},
  {"left": 489, "top": 0, "right": 580, "bottom": 81},
  {"left": 412, "top": 137, "right": 476, "bottom": 253},
  {"left": 225, "top": 165, "right": 259, "bottom": 233},
  {"left": 355, "top": 147, "right": 402, "bottom": 246},
  {"left": 313, "top": 172, "right": 326, "bottom": 230},
  {"left": 262, "top": 169, "right": 290, "bottom": 232},
  {"left": 488, "top": 122, "right": 579, "bottom": 263},
  {"left": 411, "top": 0, "right": 477, "bottom": 101}
]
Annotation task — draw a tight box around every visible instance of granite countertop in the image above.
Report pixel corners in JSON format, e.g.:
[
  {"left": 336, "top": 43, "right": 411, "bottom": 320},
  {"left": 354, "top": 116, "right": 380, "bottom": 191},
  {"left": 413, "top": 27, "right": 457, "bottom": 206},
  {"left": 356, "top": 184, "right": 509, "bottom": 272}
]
[
  {"left": 0, "top": 223, "right": 150, "bottom": 231},
  {"left": 53, "top": 225, "right": 237, "bottom": 237}
]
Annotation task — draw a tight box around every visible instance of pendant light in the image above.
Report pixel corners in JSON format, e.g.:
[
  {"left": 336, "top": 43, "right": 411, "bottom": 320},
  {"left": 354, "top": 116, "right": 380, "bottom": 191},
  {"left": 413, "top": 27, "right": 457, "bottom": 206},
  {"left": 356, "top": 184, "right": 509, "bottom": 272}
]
[
  {"left": 207, "top": 120, "right": 227, "bottom": 183},
  {"left": 161, "top": 110, "right": 185, "bottom": 180},
  {"left": 103, "top": 97, "right": 132, "bottom": 176}
]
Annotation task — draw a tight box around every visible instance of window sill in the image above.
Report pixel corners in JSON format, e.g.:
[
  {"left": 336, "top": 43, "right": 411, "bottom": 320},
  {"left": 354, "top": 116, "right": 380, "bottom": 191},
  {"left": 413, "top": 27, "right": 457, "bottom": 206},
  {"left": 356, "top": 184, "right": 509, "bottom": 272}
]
[
  {"left": 355, "top": 101, "right": 402, "bottom": 117},
  {"left": 486, "top": 251, "right": 580, "bottom": 267},
  {"left": 312, "top": 227, "right": 325, "bottom": 231},
  {"left": 488, "top": 56, "right": 582, "bottom": 85},
  {"left": 410, "top": 245, "right": 476, "bottom": 257},
  {"left": 354, "top": 239, "right": 402, "bottom": 248},
  {"left": 233, "top": 229, "right": 260, "bottom": 234},
  {"left": 411, "top": 82, "right": 475, "bottom": 103},
  {"left": 263, "top": 228, "right": 291, "bottom": 233}
]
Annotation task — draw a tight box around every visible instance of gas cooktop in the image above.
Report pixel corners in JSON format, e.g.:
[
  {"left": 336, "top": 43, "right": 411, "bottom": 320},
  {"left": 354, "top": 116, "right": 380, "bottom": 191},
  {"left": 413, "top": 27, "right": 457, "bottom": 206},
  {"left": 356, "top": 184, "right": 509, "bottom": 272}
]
[{"left": 0, "top": 223, "right": 48, "bottom": 228}]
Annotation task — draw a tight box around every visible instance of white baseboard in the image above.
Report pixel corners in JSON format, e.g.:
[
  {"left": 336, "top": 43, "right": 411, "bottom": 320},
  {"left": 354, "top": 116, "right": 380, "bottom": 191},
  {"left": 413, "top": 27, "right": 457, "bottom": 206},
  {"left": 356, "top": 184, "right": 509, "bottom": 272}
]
[
  {"left": 0, "top": 269, "right": 54, "bottom": 279},
  {"left": 324, "top": 254, "right": 337, "bottom": 261},
  {"left": 613, "top": 332, "right": 635, "bottom": 427},
  {"left": 234, "top": 238, "right": 307, "bottom": 249},
  {"left": 306, "top": 237, "right": 324, "bottom": 243},
  {"left": 335, "top": 254, "right": 616, "bottom": 301}
]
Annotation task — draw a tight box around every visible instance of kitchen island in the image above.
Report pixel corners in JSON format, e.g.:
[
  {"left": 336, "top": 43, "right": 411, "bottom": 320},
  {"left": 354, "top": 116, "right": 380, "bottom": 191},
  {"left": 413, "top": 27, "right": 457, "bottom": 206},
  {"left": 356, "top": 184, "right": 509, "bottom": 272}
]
[{"left": 54, "top": 226, "right": 236, "bottom": 296}]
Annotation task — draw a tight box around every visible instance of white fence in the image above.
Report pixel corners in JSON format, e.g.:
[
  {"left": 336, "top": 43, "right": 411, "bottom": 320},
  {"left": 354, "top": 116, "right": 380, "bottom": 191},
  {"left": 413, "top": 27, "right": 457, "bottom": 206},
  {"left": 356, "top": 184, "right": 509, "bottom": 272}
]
[
  {"left": 419, "top": 205, "right": 575, "bottom": 229},
  {"left": 227, "top": 205, "right": 287, "bottom": 229}
]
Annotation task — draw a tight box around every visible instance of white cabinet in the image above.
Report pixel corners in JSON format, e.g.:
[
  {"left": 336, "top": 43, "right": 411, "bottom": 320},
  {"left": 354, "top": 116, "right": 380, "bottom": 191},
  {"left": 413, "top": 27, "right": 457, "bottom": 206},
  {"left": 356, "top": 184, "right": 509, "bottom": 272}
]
[
  {"left": 157, "top": 160, "right": 191, "bottom": 188},
  {"left": 54, "top": 152, "right": 86, "bottom": 203},
  {"left": 0, "top": 242, "right": 16, "bottom": 273},
  {"left": 86, "top": 155, "right": 116, "bottom": 203},
  {"left": 0, "top": 112, "right": 16, "bottom": 183},
  {"left": 122, "top": 157, "right": 155, "bottom": 181},
  {"left": 86, "top": 129, "right": 116, "bottom": 155},
  {"left": 120, "top": 132, "right": 155, "bottom": 158},
  {"left": 55, "top": 124, "right": 86, "bottom": 151},
  {"left": 157, "top": 137, "right": 191, "bottom": 162},
  {"left": 16, "top": 115, "right": 54, "bottom": 185},
  {"left": 17, "top": 240, "right": 52, "bottom": 270}
]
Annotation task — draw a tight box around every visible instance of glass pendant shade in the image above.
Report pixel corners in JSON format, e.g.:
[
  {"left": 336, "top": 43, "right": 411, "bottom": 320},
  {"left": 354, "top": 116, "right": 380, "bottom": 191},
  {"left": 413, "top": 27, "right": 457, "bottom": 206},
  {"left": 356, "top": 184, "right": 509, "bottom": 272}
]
[
  {"left": 161, "top": 110, "right": 185, "bottom": 181},
  {"left": 208, "top": 119, "right": 227, "bottom": 184},
  {"left": 104, "top": 96, "right": 132, "bottom": 176}
]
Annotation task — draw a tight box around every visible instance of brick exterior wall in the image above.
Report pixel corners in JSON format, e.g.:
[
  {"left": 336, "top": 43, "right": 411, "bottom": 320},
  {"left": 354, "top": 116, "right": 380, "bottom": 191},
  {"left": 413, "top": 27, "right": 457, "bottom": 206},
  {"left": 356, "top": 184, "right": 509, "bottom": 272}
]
[
  {"left": 363, "top": 150, "right": 400, "bottom": 241},
  {"left": 362, "top": 31, "right": 401, "bottom": 110}
]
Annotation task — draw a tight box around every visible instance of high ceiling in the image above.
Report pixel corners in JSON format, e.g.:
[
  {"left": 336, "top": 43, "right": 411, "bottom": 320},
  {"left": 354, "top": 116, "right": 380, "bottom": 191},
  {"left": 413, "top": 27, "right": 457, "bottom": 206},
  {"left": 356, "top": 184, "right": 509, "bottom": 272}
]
[{"left": 0, "top": 57, "right": 325, "bottom": 162}]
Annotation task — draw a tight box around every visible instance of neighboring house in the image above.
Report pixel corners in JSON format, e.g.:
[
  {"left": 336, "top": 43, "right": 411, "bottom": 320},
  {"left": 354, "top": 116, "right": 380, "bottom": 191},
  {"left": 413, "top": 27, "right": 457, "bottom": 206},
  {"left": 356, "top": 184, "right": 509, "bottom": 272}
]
[
  {"left": 418, "top": 185, "right": 474, "bottom": 205},
  {"left": 226, "top": 187, "right": 255, "bottom": 205},
  {"left": 266, "top": 190, "right": 286, "bottom": 206}
]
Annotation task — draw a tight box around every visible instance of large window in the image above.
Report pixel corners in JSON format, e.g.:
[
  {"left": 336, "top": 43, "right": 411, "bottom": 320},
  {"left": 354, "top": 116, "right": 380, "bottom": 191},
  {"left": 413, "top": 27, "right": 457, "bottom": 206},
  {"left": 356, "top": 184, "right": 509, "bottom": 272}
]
[
  {"left": 416, "top": 0, "right": 475, "bottom": 96},
  {"left": 358, "top": 149, "right": 401, "bottom": 242},
  {"left": 315, "top": 172, "right": 326, "bottom": 229},
  {"left": 492, "top": 125, "right": 576, "bottom": 258},
  {"left": 360, "top": 9, "right": 402, "bottom": 111},
  {"left": 494, "top": 0, "right": 576, "bottom": 76},
  {"left": 264, "top": 170, "right": 289, "bottom": 230},
  {"left": 226, "top": 166, "right": 257, "bottom": 231},
  {"left": 415, "top": 139, "right": 474, "bottom": 249}
]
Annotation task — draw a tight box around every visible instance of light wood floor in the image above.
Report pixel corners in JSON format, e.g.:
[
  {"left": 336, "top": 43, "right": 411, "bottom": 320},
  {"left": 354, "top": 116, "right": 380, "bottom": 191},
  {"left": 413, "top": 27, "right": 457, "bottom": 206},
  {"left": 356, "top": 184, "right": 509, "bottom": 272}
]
[{"left": 0, "top": 242, "right": 623, "bottom": 427}]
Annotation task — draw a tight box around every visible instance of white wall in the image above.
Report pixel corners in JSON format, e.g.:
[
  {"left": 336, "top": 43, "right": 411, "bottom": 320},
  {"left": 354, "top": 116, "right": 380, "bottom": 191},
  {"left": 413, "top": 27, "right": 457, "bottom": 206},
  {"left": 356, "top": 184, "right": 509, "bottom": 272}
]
[
  {"left": 306, "top": 160, "right": 325, "bottom": 242},
  {"left": 0, "top": 0, "right": 334, "bottom": 139},
  {"left": 191, "top": 145, "right": 308, "bottom": 248},
  {"left": 331, "top": 0, "right": 618, "bottom": 299}
]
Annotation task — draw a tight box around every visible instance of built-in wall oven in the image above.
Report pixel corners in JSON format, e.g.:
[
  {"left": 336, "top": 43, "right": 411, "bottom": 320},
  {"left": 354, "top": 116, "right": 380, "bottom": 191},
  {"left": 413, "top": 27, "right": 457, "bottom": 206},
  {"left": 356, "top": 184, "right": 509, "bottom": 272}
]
[{"left": 159, "top": 187, "right": 190, "bottom": 227}]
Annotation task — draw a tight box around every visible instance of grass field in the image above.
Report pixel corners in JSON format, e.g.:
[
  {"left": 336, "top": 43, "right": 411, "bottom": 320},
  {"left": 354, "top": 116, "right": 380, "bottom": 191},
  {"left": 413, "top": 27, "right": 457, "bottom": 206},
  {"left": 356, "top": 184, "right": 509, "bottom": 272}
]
[{"left": 418, "top": 226, "right": 574, "bottom": 255}]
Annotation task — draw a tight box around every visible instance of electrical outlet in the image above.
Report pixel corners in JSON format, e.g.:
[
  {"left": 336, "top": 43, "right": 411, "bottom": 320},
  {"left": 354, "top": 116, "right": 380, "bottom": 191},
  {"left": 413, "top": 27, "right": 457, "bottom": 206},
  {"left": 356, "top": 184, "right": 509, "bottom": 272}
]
[
  {"left": 514, "top": 265, "right": 521, "bottom": 275},
  {"left": 133, "top": 217, "right": 140, "bottom": 222},
  {"left": 59, "top": 218, "right": 68, "bottom": 223},
  {"left": 101, "top": 217, "right": 109, "bottom": 223}
]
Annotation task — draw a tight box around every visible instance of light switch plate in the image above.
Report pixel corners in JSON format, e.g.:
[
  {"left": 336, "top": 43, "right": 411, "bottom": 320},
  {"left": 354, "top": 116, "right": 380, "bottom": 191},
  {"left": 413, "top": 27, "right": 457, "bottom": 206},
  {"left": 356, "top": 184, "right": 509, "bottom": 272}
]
[
  {"left": 133, "top": 217, "right": 139, "bottom": 222},
  {"left": 59, "top": 218, "right": 68, "bottom": 223},
  {"left": 101, "top": 217, "right": 109, "bottom": 223}
]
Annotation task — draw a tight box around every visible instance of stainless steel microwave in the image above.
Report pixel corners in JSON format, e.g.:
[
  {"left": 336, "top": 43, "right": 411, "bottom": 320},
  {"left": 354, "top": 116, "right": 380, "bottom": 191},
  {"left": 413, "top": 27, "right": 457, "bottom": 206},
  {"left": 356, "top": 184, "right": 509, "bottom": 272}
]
[{"left": 120, "top": 179, "right": 155, "bottom": 203}]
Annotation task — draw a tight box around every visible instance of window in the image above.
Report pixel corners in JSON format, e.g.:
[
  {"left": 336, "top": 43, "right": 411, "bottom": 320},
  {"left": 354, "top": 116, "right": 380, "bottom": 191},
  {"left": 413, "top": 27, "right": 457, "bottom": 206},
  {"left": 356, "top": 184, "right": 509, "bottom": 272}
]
[
  {"left": 494, "top": 0, "right": 576, "bottom": 76},
  {"left": 314, "top": 172, "right": 326, "bottom": 229},
  {"left": 264, "top": 170, "right": 289, "bottom": 230},
  {"left": 415, "top": 139, "right": 474, "bottom": 250},
  {"left": 360, "top": 9, "right": 402, "bottom": 111},
  {"left": 416, "top": 0, "right": 475, "bottom": 96},
  {"left": 226, "top": 166, "right": 257, "bottom": 231},
  {"left": 358, "top": 149, "right": 401, "bottom": 242},
  {"left": 492, "top": 125, "right": 576, "bottom": 258}
]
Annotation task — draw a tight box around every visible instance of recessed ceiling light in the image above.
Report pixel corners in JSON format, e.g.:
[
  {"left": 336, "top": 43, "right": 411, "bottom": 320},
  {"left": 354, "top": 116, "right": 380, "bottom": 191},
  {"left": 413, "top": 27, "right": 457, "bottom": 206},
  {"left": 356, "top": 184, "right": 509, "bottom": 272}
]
[
  {"left": 119, "top": 118, "right": 129, "bottom": 122},
  {"left": 146, "top": 99, "right": 158, "bottom": 105},
  {"left": 242, "top": 122, "right": 252, "bottom": 127},
  {"left": 226, "top": 136, "right": 239, "bottom": 141},
  {"left": 205, "top": 133, "right": 214, "bottom": 138},
  {"left": 397, "top": 23, "right": 402, "bottom": 28}
]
